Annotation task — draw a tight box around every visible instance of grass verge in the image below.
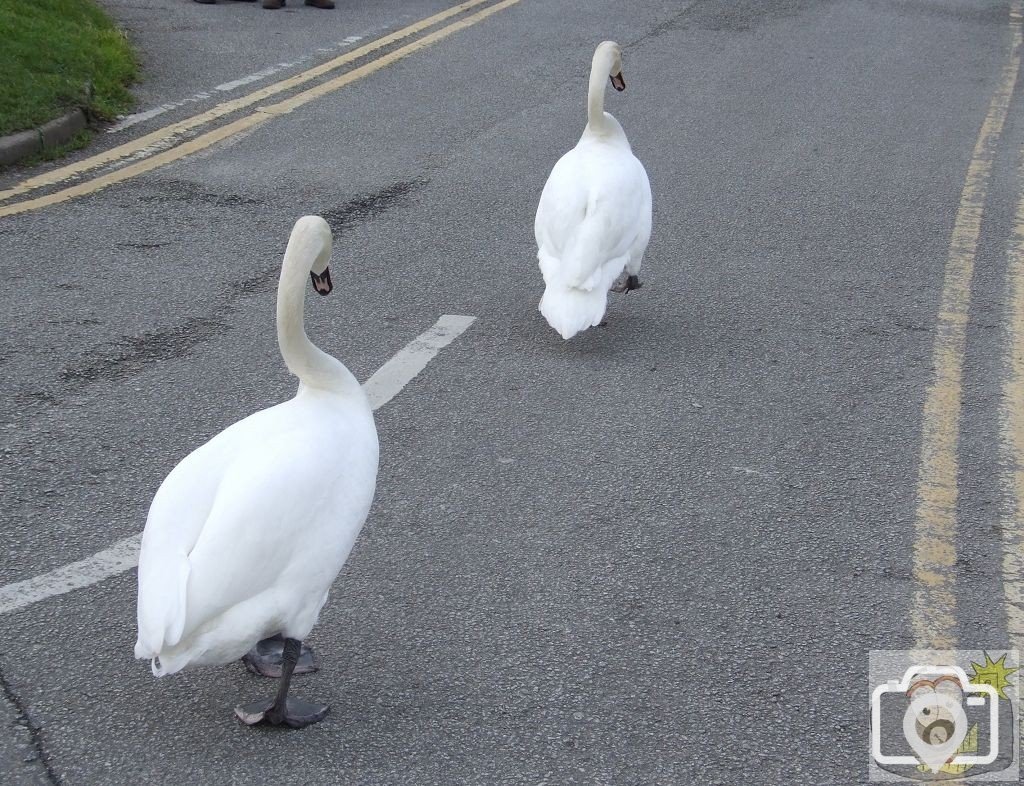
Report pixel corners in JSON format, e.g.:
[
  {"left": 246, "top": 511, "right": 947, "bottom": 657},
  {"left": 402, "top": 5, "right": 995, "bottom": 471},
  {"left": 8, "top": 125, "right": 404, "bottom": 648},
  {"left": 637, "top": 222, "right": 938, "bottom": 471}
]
[{"left": 0, "top": 0, "right": 137, "bottom": 137}]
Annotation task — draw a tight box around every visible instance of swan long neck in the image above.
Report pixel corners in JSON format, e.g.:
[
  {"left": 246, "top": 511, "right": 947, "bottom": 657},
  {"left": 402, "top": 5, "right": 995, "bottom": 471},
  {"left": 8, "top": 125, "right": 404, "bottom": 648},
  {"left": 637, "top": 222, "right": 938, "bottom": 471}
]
[
  {"left": 586, "top": 48, "right": 613, "bottom": 133},
  {"left": 276, "top": 224, "right": 360, "bottom": 395}
]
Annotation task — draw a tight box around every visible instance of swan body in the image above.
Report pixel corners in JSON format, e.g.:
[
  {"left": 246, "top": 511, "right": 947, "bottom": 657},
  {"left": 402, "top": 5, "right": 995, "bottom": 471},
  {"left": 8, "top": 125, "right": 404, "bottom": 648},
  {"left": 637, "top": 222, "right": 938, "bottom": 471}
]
[
  {"left": 135, "top": 216, "right": 378, "bottom": 682},
  {"left": 535, "top": 41, "right": 652, "bottom": 340}
]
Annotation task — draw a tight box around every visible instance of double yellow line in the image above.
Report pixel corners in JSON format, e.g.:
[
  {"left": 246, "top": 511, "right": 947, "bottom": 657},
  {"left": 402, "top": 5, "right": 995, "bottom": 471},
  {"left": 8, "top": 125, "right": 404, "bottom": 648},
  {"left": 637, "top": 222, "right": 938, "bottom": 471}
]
[
  {"left": 911, "top": 1, "right": 1023, "bottom": 656},
  {"left": 1002, "top": 5, "right": 1024, "bottom": 670},
  {"left": 1003, "top": 147, "right": 1024, "bottom": 665},
  {"left": 0, "top": 0, "right": 522, "bottom": 218}
]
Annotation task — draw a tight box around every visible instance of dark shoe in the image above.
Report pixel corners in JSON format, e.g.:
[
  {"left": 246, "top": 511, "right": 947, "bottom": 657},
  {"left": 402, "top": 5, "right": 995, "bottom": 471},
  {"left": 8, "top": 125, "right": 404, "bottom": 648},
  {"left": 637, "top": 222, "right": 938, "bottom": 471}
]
[
  {"left": 305, "top": 0, "right": 335, "bottom": 7},
  {"left": 262, "top": 0, "right": 283, "bottom": 7}
]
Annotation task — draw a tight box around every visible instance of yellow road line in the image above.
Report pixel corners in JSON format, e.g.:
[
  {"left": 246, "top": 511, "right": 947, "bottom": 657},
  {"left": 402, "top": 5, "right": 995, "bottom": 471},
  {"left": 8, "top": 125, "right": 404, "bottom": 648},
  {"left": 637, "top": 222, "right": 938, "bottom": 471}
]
[
  {"left": 0, "top": 0, "right": 522, "bottom": 218},
  {"left": 912, "top": 1, "right": 1022, "bottom": 655},
  {"left": 1002, "top": 146, "right": 1024, "bottom": 665},
  {"left": 0, "top": 0, "right": 494, "bottom": 205}
]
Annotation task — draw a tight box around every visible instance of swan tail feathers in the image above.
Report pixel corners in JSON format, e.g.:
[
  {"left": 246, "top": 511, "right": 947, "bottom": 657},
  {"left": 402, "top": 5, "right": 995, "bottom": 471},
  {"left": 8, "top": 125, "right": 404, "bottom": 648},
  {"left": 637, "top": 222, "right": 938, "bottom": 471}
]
[
  {"left": 149, "top": 650, "right": 191, "bottom": 678},
  {"left": 539, "top": 285, "right": 608, "bottom": 340}
]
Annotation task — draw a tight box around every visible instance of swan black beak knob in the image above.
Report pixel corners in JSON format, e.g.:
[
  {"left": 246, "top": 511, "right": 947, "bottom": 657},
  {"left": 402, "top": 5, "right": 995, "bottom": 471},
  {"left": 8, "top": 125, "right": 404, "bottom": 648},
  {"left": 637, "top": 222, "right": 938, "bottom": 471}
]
[
  {"left": 610, "top": 72, "right": 625, "bottom": 91},
  {"left": 310, "top": 268, "right": 333, "bottom": 296}
]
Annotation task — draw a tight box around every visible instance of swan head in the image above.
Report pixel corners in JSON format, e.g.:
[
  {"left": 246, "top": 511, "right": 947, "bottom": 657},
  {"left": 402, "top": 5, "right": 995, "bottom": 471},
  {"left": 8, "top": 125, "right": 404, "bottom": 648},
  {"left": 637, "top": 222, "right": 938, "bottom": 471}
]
[
  {"left": 595, "top": 41, "right": 625, "bottom": 92},
  {"left": 290, "top": 215, "right": 334, "bottom": 296}
]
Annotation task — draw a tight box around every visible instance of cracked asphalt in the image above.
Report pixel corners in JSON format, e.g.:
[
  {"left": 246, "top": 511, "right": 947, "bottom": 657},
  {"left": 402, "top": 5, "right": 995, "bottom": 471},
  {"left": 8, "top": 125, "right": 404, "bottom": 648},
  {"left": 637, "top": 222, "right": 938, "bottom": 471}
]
[{"left": 1, "top": 0, "right": 1023, "bottom": 783}]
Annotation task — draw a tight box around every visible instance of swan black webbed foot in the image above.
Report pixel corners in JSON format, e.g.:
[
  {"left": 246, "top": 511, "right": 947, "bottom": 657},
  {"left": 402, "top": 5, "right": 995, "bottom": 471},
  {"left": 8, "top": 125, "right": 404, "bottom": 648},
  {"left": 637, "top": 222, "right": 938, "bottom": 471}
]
[
  {"left": 236, "top": 638, "right": 329, "bottom": 729},
  {"left": 234, "top": 696, "right": 329, "bottom": 729},
  {"left": 242, "top": 634, "right": 318, "bottom": 678}
]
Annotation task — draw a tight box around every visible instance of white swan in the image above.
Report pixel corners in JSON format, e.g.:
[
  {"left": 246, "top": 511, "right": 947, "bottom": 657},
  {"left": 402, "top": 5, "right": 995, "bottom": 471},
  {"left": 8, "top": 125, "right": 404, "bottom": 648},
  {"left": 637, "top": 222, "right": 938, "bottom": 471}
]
[
  {"left": 134, "top": 215, "right": 379, "bottom": 728},
  {"left": 535, "top": 40, "right": 653, "bottom": 340}
]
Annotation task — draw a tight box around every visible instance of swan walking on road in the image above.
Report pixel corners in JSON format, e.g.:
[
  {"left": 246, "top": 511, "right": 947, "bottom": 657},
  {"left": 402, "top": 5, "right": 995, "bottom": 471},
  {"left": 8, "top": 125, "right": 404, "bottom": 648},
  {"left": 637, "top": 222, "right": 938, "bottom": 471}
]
[
  {"left": 135, "top": 215, "right": 379, "bottom": 728},
  {"left": 535, "top": 41, "right": 653, "bottom": 340}
]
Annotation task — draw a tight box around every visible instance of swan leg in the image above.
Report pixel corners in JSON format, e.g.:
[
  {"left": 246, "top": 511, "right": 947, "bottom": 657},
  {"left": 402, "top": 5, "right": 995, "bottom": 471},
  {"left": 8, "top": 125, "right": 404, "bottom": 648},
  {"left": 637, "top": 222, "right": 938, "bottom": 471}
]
[
  {"left": 610, "top": 272, "right": 642, "bottom": 293},
  {"left": 235, "top": 638, "right": 329, "bottom": 729},
  {"left": 242, "top": 634, "right": 318, "bottom": 678}
]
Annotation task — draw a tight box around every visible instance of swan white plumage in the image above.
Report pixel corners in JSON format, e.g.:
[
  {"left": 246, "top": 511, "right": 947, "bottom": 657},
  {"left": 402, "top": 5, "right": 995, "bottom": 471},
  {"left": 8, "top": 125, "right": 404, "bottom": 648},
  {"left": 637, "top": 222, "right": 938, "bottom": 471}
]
[
  {"left": 134, "top": 215, "right": 378, "bottom": 727},
  {"left": 535, "top": 40, "right": 653, "bottom": 340}
]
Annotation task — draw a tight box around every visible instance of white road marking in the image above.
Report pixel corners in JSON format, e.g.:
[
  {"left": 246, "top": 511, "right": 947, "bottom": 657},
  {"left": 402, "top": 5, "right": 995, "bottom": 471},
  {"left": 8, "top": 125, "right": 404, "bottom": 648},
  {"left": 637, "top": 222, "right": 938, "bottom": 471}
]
[
  {"left": 108, "top": 104, "right": 180, "bottom": 132},
  {"left": 214, "top": 66, "right": 286, "bottom": 93},
  {"left": 363, "top": 314, "right": 476, "bottom": 409},
  {"left": 0, "top": 314, "right": 476, "bottom": 616},
  {"left": 0, "top": 534, "right": 144, "bottom": 616},
  {"left": 107, "top": 34, "right": 368, "bottom": 134},
  {"left": 730, "top": 466, "right": 772, "bottom": 478}
]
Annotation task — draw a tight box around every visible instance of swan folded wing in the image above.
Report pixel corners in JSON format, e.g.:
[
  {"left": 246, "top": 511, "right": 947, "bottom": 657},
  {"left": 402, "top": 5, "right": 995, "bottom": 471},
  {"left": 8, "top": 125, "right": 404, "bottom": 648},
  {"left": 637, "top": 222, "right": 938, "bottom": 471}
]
[
  {"left": 536, "top": 152, "right": 649, "bottom": 291},
  {"left": 135, "top": 410, "right": 280, "bottom": 658},
  {"left": 177, "top": 434, "right": 370, "bottom": 643},
  {"left": 630, "top": 162, "right": 654, "bottom": 262},
  {"left": 535, "top": 155, "right": 587, "bottom": 256},
  {"left": 563, "top": 210, "right": 633, "bottom": 291},
  {"left": 136, "top": 454, "right": 219, "bottom": 658}
]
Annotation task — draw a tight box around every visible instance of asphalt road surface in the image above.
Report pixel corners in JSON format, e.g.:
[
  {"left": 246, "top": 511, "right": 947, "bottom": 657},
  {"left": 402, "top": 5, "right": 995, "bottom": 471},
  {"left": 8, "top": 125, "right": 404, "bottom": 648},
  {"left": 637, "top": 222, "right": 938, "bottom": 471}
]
[{"left": 2, "top": 0, "right": 1024, "bottom": 783}]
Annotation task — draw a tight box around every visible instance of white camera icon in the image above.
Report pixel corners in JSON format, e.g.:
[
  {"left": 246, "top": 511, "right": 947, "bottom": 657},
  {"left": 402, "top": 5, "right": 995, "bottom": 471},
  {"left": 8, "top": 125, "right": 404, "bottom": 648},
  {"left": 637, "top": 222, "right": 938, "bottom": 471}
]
[{"left": 871, "top": 664, "right": 999, "bottom": 771}]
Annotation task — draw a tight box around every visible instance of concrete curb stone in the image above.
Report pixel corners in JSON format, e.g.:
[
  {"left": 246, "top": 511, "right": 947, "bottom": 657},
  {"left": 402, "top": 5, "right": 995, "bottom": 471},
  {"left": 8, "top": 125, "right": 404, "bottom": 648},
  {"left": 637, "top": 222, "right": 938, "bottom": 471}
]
[{"left": 0, "top": 108, "right": 88, "bottom": 167}]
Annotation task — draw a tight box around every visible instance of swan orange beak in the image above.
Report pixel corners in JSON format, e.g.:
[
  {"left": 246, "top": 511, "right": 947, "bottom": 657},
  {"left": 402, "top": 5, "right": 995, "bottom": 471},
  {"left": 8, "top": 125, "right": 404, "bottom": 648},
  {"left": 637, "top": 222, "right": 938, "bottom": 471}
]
[
  {"left": 610, "top": 72, "right": 625, "bottom": 91},
  {"left": 310, "top": 268, "right": 332, "bottom": 296}
]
